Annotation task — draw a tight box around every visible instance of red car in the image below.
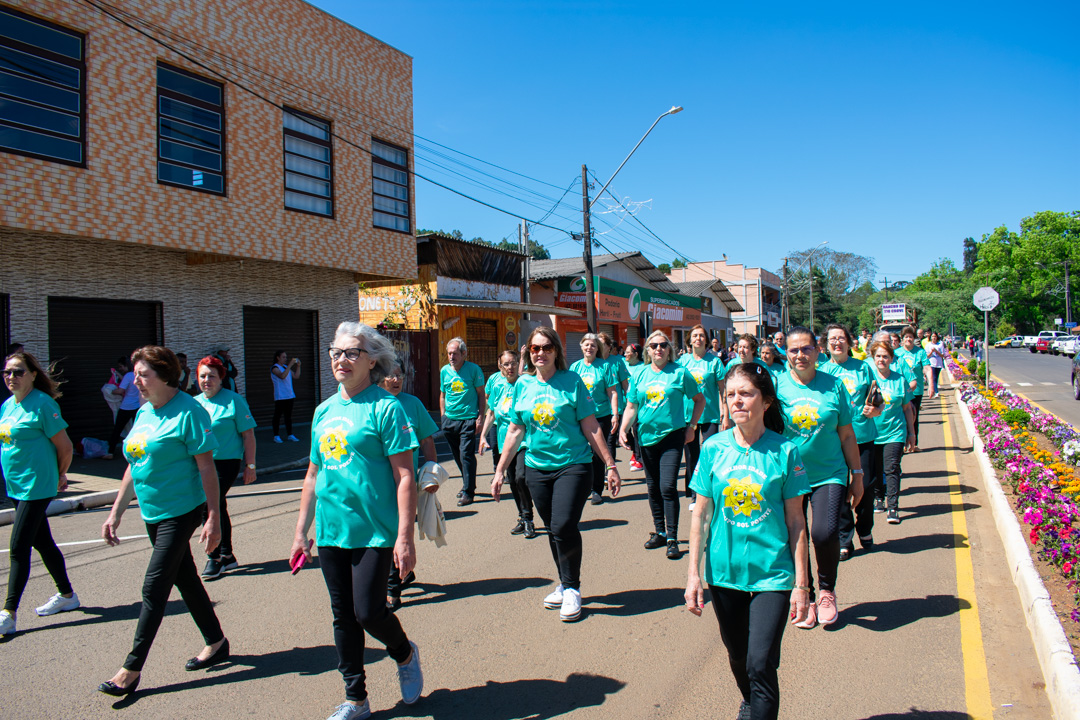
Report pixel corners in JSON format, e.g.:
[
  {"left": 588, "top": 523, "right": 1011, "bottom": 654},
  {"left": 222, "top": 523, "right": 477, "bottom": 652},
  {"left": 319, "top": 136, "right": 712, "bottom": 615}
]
[{"left": 1036, "top": 338, "right": 1054, "bottom": 354}]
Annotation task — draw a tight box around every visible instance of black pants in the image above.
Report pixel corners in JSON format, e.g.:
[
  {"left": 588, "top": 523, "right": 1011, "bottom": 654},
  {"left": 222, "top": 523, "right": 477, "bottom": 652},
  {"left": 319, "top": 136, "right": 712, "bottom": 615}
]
[
  {"left": 493, "top": 444, "right": 532, "bottom": 521},
  {"left": 5, "top": 498, "right": 72, "bottom": 612},
  {"left": 839, "top": 442, "right": 877, "bottom": 550},
  {"left": 683, "top": 422, "right": 720, "bottom": 496},
  {"left": 802, "top": 483, "right": 846, "bottom": 599},
  {"left": 442, "top": 417, "right": 478, "bottom": 497},
  {"left": 124, "top": 506, "right": 224, "bottom": 671},
  {"left": 641, "top": 429, "right": 685, "bottom": 539},
  {"left": 203, "top": 458, "right": 241, "bottom": 559},
  {"left": 875, "top": 442, "right": 905, "bottom": 512},
  {"left": 526, "top": 463, "right": 591, "bottom": 590},
  {"left": 911, "top": 395, "right": 922, "bottom": 444},
  {"left": 273, "top": 398, "right": 294, "bottom": 437},
  {"left": 590, "top": 415, "right": 616, "bottom": 495},
  {"left": 109, "top": 407, "right": 138, "bottom": 454},
  {"left": 710, "top": 586, "right": 789, "bottom": 720},
  {"left": 319, "top": 546, "right": 412, "bottom": 702}
]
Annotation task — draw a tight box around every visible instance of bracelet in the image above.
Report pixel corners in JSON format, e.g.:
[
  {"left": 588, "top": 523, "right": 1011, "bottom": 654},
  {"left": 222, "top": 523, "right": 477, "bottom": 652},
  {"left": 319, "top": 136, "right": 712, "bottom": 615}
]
[
  {"left": 793, "top": 585, "right": 811, "bottom": 592},
  {"left": 606, "top": 465, "right": 617, "bottom": 471},
  {"left": 850, "top": 469, "right": 863, "bottom": 475}
]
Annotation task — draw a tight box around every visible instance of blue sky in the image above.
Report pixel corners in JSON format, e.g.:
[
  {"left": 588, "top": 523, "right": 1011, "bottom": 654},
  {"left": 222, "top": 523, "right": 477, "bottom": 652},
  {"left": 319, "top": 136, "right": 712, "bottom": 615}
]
[{"left": 310, "top": 1, "right": 1078, "bottom": 285}]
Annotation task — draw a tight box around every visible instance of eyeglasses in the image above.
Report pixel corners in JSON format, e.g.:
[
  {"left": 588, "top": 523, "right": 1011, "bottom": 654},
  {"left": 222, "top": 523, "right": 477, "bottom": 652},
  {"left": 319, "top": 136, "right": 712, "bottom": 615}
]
[
  {"left": 2, "top": 368, "right": 26, "bottom": 378},
  {"left": 328, "top": 347, "right": 367, "bottom": 361},
  {"left": 787, "top": 346, "right": 816, "bottom": 356},
  {"left": 529, "top": 344, "right": 556, "bottom": 355},
  {"left": 648, "top": 342, "right": 670, "bottom": 350}
]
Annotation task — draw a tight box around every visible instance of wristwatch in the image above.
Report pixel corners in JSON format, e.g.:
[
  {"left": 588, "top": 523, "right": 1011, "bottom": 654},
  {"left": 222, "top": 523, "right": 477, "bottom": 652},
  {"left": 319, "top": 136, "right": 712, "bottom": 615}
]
[{"left": 247, "top": 463, "right": 256, "bottom": 471}]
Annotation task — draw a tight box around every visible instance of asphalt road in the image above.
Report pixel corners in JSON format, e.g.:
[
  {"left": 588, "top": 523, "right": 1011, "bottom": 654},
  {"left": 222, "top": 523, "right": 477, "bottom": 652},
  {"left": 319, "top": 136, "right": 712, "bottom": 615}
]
[
  {"left": 967, "top": 346, "right": 1080, "bottom": 428},
  {"left": 0, "top": 380, "right": 1055, "bottom": 719}
]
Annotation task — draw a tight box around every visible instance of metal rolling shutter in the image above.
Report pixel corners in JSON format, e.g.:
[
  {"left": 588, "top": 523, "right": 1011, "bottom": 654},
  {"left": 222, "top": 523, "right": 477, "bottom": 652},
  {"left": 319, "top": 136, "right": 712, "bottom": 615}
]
[
  {"left": 242, "top": 306, "right": 320, "bottom": 427},
  {"left": 47, "top": 297, "right": 163, "bottom": 442},
  {"left": 466, "top": 318, "right": 499, "bottom": 378},
  {"left": 565, "top": 332, "right": 586, "bottom": 365},
  {"left": 626, "top": 326, "right": 639, "bottom": 346}
]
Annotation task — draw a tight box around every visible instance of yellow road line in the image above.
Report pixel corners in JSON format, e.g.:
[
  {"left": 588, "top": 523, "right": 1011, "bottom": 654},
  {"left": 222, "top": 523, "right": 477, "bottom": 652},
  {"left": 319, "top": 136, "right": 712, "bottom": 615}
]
[{"left": 941, "top": 399, "right": 994, "bottom": 719}]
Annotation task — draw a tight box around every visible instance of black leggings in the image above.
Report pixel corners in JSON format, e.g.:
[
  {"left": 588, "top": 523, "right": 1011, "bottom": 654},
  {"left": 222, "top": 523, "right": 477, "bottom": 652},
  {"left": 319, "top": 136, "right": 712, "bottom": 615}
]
[
  {"left": 839, "top": 442, "right": 877, "bottom": 550},
  {"left": 5, "top": 498, "right": 72, "bottom": 612},
  {"left": 911, "top": 395, "right": 923, "bottom": 444},
  {"left": 802, "top": 483, "right": 846, "bottom": 599},
  {"left": 526, "top": 463, "right": 591, "bottom": 590},
  {"left": 683, "top": 422, "right": 720, "bottom": 496},
  {"left": 641, "top": 429, "right": 685, "bottom": 539},
  {"left": 273, "top": 398, "right": 294, "bottom": 437},
  {"left": 109, "top": 407, "right": 138, "bottom": 454},
  {"left": 319, "top": 546, "right": 412, "bottom": 702},
  {"left": 203, "top": 458, "right": 241, "bottom": 559},
  {"left": 124, "top": 506, "right": 224, "bottom": 671},
  {"left": 875, "top": 442, "right": 905, "bottom": 512},
  {"left": 710, "top": 586, "right": 789, "bottom": 720},
  {"left": 590, "top": 415, "right": 616, "bottom": 495},
  {"left": 493, "top": 445, "right": 532, "bottom": 521}
]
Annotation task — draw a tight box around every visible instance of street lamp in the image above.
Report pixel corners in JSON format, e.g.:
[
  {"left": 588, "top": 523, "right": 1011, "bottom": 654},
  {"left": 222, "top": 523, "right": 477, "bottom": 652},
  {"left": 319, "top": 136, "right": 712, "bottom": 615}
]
[{"left": 581, "top": 105, "right": 683, "bottom": 332}]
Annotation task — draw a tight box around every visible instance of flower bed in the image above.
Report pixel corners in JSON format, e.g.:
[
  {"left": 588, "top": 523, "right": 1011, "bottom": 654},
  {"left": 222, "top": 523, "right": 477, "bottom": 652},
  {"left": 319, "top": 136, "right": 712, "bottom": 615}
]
[{"left": 950, "top": 356, "right": 1080, "bottom": 620}]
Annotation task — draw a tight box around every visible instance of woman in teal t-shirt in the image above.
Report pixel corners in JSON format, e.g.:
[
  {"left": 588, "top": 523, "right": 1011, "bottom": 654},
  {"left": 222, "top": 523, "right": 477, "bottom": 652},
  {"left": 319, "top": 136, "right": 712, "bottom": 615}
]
[
  {"left": 622, "top": 343, "right": 646, "bottom": 470},
  {"left": 868, "top": 340, "right": 916, "bottom": 525},
  {"left": 569, "top": 334, "right": 618, "bottom": 505},
  {"left": 896, "top": 327, "right": 931, "bottom": 449},
  {"left": 1, "top": 351, "right": 78, "bottom": 638},
  {"left": 685, "top": 362, "right": 811, "bottom": 720},
  {"left": 619, "top": 329, "right": 704, "bottom": 560},
  {"left": 678, "top": 325, "right": 726, "bottom": 502},
  {"left": 774, "top": 327, "right": 862, "bottom": 630},
  {"left": 821, "top": 324, "right": 882, "bottom": 560},
  {"left": 759, "top": 342, "right": 786, "bottom": 381},
  {"left": 99, "top": 346, "right": 226, "bottom": 697},
  {"left": 480, "top": 350, "right": 535, "bottom": 538},
  {"left": 290, "top": 323, "right": 424, "bottom": 716},
  {"left": 194, "top": 355, "right": 257, "bottom": 581},
  {"left": 492, "top": 327, "right": 621, "bottom": 623}
]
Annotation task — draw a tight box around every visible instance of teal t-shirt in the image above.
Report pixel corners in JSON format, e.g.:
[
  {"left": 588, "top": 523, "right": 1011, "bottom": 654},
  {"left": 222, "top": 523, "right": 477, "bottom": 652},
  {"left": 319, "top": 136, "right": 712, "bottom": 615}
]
[
  {"left": 606, "top": 356, "right": 632, "bottom": 415},
  {"left": 821, "top": 358, "right": 877, "bottom": 445},
  {"left": 775, "top": 370, "right": 853, "bottom": 487},
  {"left": 627, "top": 362, "right": 701, "bottom": 447},
  {"left": 721, "top": 356, "right": 771, "bottom": 381},
  {"left": 508, "top": 371, "right": 593, "bottom": 471},
  {"left": 678, "top": 353, "right": 725, "bottom": 424},
  {"left": 569, "top": 359, "right": 615, "bottom": 419},
  {"left": 489, "top": 378, "right": 526, "bottom": 452},
  {"left": 440, "top": 361, "right": 485, "bottom": 420},
  {"left": 124, "top": 391, "right": 218, "bottom": 523},
  {"left": 869, "top": 366, "right": 912, "bottom": 445},
  {"left": 895, "top": 347, "right": 929, "bottom": 396},
  {"left": 310, "top": 385, "right": 418, "bottom": 549},
  {"left": 0, "top": 389, "right": 68, "bottom": 501},
  {"left": 195, "top": 388, "right": 256, "bottom": 460},
  {"left": 396, "top": 392, "right": 439, "bottom": 472},
  {"left": 484, "top": 372, "right": 508, "bottom": 407},
  {"left": 689, "top": 429, "right": 810, "bottom": 592}
]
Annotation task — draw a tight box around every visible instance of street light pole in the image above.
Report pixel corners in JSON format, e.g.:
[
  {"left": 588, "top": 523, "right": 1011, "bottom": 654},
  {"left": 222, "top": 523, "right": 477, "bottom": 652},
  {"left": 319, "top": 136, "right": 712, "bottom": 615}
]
[{"left": 809, "top": 257, "right": 815, "bottom": 334}]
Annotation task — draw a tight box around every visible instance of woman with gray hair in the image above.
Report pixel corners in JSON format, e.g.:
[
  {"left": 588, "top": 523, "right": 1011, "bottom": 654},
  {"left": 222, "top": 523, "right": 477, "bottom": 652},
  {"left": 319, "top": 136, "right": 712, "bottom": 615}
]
[{"left": 289, "top": 322, "right": 424, "bottom": 719}]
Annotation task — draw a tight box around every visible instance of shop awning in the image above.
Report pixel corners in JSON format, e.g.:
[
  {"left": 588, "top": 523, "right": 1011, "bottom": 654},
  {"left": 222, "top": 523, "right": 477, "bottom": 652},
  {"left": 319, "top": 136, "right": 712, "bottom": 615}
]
[
  {"left": 437, "top": 298, "right": 583, "bottom": 317},
  {"left": 700, "top": 313, "right": 734, "bottom": 332}
]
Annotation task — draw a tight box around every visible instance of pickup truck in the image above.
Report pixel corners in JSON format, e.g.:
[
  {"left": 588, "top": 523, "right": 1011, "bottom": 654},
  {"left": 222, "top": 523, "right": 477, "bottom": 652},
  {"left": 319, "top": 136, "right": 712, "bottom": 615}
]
[{"left": 1028, "top": 331, "right": 1071, "bottom": 352}]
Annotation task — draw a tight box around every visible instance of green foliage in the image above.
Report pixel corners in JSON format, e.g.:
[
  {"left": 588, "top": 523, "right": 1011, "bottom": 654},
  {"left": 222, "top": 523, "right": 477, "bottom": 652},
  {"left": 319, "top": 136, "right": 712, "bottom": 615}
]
[
  {"left": 977, "top": 361, "right": 987, "bottom": 380},
  {"left": 672, "top": 258, "right": 688, "bottom": 269},
  {"left": 966, "top": 358, "right": 978, "bottom": 376},
  {"left": 1003, "top": 409, "right": 1031, "bottom": 427},
  {"left": 996, "top": 321, "right": 1016, "bottom": 338},
  {"left": 417, "top": 228, "right": 551, "bottom": 259},
  {"left": 657, "top": 263, "right": 672, "bottom": 274}
]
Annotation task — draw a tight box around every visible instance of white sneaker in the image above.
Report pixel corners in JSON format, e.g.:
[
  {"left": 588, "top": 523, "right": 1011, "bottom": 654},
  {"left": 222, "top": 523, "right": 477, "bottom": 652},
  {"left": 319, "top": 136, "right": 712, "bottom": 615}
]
[
  {"left": 543, "top": 584, "right": 564, "bottom": 609},
  {"left": 35, "top": 592, "right": 80, "bottom": 616},
  {"left": 0, "top": 610, "right": 15, "bottom": 635},
  {"left": 560, "top": 587, "right": 582, "bottom": 622},
  {"left": 287, "top": 434, "right": 300, "bottom": 442},
  {"left": 273, "top": 436, "right": 283, "bottom": 444},
  {"left": 326, "top": 700, "right": 370, "bottom": 720},
  {"left": 688, "top": 501, "right": 696, "bottom": 512}
]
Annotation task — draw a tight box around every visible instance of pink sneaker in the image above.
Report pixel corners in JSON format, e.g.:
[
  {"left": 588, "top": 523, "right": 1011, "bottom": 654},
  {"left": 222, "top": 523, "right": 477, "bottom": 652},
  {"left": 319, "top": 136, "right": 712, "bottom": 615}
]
[
  {"left": 817, "top": 590, "right": 838, "bottom": 625},
  {"left": 793, "top": 602, "right": 817, "bottom": 629}
]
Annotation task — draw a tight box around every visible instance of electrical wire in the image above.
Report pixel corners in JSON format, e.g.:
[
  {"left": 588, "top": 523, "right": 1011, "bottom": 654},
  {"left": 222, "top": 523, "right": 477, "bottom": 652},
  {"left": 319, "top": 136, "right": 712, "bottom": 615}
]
[{"left": 588, "top": 170, "right": 694, "bottom": 264}]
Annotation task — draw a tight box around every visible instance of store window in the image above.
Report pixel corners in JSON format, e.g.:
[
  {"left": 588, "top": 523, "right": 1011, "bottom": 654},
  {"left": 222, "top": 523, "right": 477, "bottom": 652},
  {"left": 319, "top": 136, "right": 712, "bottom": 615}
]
[{"left": 156, "top": 62, "right": 225, "bottom": 194}]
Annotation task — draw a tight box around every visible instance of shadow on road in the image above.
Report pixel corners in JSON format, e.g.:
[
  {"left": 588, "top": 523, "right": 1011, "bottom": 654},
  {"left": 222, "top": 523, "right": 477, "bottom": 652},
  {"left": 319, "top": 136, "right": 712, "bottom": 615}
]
[
  {"left": 391, "top": 672, "right": 626, "bottom": 719},
  {"left": 578, "top": 518, "right": 629, "bottom": 531},
  {"left": 826, "top": 594, "right": 969, "bottom": 632},
  {"left": 3, "top": 599, "right": 189, "bottom": 638},
  {"left": 586, "top": 587, "right": 682, "bottom": 617},
  {"left": 874, "top": 532, "right": 968, "bottom": 555},
  {"left": 906, "top": 480, "right": 977, "bottom": 494},
  {"left": 859, "top": 710, "right": 968, "bottom": 719},
  {"left": 399, "top": 576, "right": 551, "bottom": 609},
  {"left": 903, "top": 502, "right": 981, "bottom": 518},
  {"left": 442, "top": 510, "right": 478, "bottom": 521}
]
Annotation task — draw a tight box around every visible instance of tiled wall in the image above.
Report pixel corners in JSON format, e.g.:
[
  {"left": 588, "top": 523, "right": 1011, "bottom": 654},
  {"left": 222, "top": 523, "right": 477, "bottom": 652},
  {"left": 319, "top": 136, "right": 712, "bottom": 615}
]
[{"left": 0, "top": 0, "right": 416, "bottom": 279}]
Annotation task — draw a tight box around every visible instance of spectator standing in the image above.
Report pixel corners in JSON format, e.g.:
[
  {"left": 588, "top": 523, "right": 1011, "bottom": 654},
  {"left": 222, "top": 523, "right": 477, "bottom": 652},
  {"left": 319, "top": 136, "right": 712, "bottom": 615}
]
[
  {"left": 271, "top": 350, "right": 301, "bottom": 443},
  {"left": 440, "top": 338, "right": 486, "bottom": 506},
  {"left": 211, "top": 346, "right": 239, "bottom": 392},
  {"left": 927, "top": 332, "right": 946, "bottom": 397},
  {"left": 104, "top": 355, "right": 143, "bottom": 460},
  {"left": 177, "top": 354, "right": 195, "bottom": 395}
]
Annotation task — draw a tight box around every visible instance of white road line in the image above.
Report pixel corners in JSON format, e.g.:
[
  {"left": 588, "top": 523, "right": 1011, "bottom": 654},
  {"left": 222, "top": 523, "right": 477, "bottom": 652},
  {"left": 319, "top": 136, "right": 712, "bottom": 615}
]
[
  {"left": 0, "top": 534, "right": 148, "bottom": 553},
  {"left": 1018, "top": 382, "right": 1034, "bottom": 387},
  {"left": 1041, "top": 382, "right": 1057, "bottom": 386}
]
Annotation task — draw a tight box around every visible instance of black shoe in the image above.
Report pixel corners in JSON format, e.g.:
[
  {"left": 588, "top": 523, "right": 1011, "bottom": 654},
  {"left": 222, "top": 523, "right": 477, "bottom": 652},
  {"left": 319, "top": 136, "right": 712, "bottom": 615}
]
[
  {"left": 220, "top": 554, "right": 239, "bottom": 572},
  {"left": 387, "top": 595, "right": 401, "bottom": 612},
  {"left": 644, "top": 533, "right": 667, "bottom": 550},
  {"left": 399, "top": 570, "right": 416, "bottom": 589},
  {"left": 859, "top": 534, "right": 874, "bottom": 550},
  {"left": 510, "top": 520, "right": 526, "bottom": 535},
  {"left": 201, "top": 557, "right": 223, "bottom": 580},
  {"left": 589, "top": 491, "right": 604, "bottom": 505},
  {"left": 839, "top": 547, "right": 852, "bottom": 561},
  {"left": 523, "top": 520, "right": 537, "bottom": 539},
  {"left": 666, "top": 539, "right": 682, "bottom": 560},
  {"left": 685, "top": 490, "right": 695, "bottom": 500},
  {"left": 887, "top": 509, "right": 901, "bottom": 525},
  {"left": 98, "top": 676, "right": 140, "bottom": 697},
  {"left": 873, "top": 498, "right": 886, "bottom": 514},
  {"left": 185, "top": 638, "right": 230, "bottom": 671},
  {"left": 457, "top": 494, "right": 474, "bottom": 507}
]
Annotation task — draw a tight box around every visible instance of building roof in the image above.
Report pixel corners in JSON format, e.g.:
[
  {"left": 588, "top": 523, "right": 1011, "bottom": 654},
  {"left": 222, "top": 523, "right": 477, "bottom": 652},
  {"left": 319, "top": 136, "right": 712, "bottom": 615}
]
[
  {"left": 672, "top": 280, "right": 744, "bottom": 313},
  {"left": 531, "top": 251, "right": 681, "bottom": 293}
]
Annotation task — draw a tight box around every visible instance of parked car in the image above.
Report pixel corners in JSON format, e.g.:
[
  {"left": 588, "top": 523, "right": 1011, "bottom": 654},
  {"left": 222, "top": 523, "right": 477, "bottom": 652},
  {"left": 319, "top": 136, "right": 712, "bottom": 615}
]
[
  {"left": 1073, "top": 352, "right": 1080, "bottom": 400},
  {"left": 995, "top": 335, "right": 1023, "bottom": 348},
  {"left": 1029, "top": 331, "right": 1071, "bottom": 353},
  {"left": 1060, "top": 337, "right": 1079, "bottom": 357},
  {"left": 1036, "top": 338, "right": 1054, "bottom": 354},
  {"left": 1052, "top": 337, "right": 1072, "bottom": 355}
]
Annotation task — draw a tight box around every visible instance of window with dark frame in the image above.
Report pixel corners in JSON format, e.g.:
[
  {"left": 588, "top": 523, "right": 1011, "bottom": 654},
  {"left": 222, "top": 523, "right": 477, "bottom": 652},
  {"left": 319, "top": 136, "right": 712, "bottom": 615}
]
[
  {"left": 283, "top": 108, "right": 333, "bottom": 217},
  {"left": 156, "top": 62, "right": 225, "bottom": 194},
  {"left": 372, "top": 138, "right": 410, "bottom": 232},
  {"left": 0, "top": 5, "right": 85, "bottom": 166}
]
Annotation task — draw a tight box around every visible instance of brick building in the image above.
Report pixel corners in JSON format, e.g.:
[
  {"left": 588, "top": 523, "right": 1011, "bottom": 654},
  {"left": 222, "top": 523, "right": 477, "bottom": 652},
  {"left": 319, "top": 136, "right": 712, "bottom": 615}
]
[{"left": 0, "top": 0, "right": 416, "bottom": 437}]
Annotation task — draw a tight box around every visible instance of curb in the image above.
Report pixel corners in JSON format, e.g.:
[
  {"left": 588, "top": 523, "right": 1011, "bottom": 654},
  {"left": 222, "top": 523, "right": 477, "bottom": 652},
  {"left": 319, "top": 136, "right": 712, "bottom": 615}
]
[
  {"left": 0, "top": 457, "right": 308, "bottom": 528},
  {"left": 950, "top": 371, "right": 1080, "bottom": 719}
]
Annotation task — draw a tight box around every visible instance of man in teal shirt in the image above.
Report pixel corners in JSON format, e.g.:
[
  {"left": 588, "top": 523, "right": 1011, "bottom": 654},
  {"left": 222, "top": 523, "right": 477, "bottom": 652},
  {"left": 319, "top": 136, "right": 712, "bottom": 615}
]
[{"left": 440, "top": 337, "right": 487, "bottom": 506}]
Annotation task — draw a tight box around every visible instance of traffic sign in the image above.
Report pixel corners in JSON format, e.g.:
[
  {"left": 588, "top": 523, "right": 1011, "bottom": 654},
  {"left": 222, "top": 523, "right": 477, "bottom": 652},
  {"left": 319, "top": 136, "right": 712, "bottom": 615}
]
[
  {"left": 973, "top": 287, "right": 1000, "bottom": 312},
  {"left": 1066, "top": 322, "right": 1078, "bottom": 329}
]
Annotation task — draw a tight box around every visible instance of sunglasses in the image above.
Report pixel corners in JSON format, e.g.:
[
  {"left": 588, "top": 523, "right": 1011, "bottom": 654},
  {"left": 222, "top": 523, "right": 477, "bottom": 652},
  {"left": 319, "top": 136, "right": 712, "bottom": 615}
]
[
  {"left": 648, "top": 342, "right": 670, "bottom": 350},
  {"left": 787, "top": 346, "right": 817, "bottom": 356},
  {"left": 529, "top": 344, "right": 556, "bottom": 355},
  {"left": 328, "top": 347, "right": 367, "bottom": 361},
  {"left": 2, "top": 368, "right": 26, "bottom": 378}
]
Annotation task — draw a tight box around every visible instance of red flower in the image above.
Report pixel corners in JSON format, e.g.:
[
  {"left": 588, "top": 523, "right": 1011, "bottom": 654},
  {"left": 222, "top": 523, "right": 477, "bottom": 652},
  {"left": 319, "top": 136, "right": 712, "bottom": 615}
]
[{"left": 1030, "top": 527, "right": 1041, "bottom": 544}]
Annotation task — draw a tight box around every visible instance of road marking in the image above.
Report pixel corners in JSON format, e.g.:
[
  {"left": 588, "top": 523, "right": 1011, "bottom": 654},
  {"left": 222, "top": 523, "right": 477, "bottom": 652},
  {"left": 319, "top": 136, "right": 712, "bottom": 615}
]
[
  {"left": 1018, "top": 382, "right": 1033, "bottom": 387},
  {"left": 990, "top": 372, "right": 1075, "bottom": 420},
  {"left": 941, "top": 400, "right": 994, "bottom": 719},
  {"left": 0, "top": 534, "right": 148, "bottom": 553},
  {"left": 1041, "top": 382, "right": 1056, "bottom": 386}
]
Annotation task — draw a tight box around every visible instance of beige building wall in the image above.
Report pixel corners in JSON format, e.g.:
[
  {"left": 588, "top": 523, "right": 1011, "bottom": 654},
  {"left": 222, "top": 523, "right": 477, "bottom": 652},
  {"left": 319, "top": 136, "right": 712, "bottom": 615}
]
[{"left": 670, "top": 261, "right": 782, "bottom": 335}]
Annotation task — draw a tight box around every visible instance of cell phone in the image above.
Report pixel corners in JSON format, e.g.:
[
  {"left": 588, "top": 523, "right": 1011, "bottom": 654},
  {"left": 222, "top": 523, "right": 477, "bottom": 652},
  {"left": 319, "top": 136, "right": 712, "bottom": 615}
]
[{"left": 291, "top": 539, "right": 313, "bottom": 575}]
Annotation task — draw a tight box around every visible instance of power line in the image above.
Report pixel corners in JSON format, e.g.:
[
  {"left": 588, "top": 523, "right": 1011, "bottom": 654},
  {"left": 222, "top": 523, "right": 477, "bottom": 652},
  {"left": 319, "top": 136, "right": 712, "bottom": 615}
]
[{"left": 587, "top": 169, "right": 693, "bottom": 263}]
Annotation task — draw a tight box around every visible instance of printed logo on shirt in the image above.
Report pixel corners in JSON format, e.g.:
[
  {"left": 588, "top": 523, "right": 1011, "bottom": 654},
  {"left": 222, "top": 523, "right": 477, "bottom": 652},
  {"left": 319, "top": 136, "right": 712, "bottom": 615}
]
[
  {"left": 125, "top": 430, "right": 150, "bottom": 462},
  {"left": 690, "top": 369, "right": 705, "bottom": 388},
  {"left": 449, "top": 379, "right": 466, "bottom": 393},
  {"left": 498, "top": 393, "right": 512, "bottom": 415},
  {"left": 881, "top": 390, "right": 894, "bottom": 406},
  {"left": 841, "top": 375, "right": 856, "bottom": 396},
  {"left": 319, "top": 425, "right": 350, "bottom": 464},
  {"left": 904, "top": 356, "right": 915, "bottom": 368},
  {"left": 645, "top": 383, "right": 667, "bottom": 408},
  {"left": 723, "top": 475, "right": 764, "bottom": 518},
  {"left": 531, "top": 401, "right": 557, "bottom": 430},
  {"left": 0, "top": 423, "right": 11, "bottom": 445},
  {"left": 581, "top": 374, "right": 595, "bottom": 392},
  {"left": 789, "top": 402, "right": 820, "bottom": 433},
  {"left": 717, "top": 462, "right": 772, "bottom": 528}
]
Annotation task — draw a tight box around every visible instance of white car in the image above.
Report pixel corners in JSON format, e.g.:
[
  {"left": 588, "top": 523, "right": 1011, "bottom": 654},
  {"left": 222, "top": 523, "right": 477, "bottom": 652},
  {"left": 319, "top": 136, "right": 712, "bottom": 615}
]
[
  {"left": 1058, "top": 337, "right": 1079, "bottom": 357},
  {"left": 1030, "top": 330, "right": 1071, "bottom": 352}
]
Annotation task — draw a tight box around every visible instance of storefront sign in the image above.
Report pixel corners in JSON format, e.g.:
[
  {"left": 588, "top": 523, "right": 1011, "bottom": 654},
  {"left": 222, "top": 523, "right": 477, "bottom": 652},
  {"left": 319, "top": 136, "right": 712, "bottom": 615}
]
[{"left": 556, "top": 276, "right": 701, "bottom": 327}]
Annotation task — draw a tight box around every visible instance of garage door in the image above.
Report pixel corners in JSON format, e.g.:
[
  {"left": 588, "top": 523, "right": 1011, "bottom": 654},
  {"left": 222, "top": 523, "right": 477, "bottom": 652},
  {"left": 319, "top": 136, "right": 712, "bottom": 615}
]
[
  {"left": 626, "top": 326, "right": 639, "bottom": 346},
  {"left": 47, "top": 297, "right": 163, "bottom": 442},
  {"left": 242, "top": 306, "right": 320, "bottom": 427},
  {"left": 565, "top": 331, "right": 585, "bottom": 365}
]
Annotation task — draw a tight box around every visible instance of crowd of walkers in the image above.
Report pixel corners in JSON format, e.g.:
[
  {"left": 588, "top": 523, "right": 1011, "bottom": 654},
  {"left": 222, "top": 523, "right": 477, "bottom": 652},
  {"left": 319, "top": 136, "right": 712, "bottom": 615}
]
[{"left": 0, "top": 319, "right": 941, "bottom": 720}]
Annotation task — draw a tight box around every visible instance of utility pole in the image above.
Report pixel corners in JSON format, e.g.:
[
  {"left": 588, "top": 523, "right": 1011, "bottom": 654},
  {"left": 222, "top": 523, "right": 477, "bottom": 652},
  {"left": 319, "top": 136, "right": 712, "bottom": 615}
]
[
  {"left": 884, "top": 277, "right": 888, "bottom": 302},
  {"left": 581, "top": 164, "right": 597, "bottom": 333},
  {"left": 782, "top": 258, "right": 789, "bottom": 330},
  {"left": 808, "top": 258, "right": 815, "bottom": 333},
  {"left": 1066, "top": 260, "right": 1073, "bottom": 325},
  {"left": 520, "top": 220, "right": 531, "bottom": 320}
]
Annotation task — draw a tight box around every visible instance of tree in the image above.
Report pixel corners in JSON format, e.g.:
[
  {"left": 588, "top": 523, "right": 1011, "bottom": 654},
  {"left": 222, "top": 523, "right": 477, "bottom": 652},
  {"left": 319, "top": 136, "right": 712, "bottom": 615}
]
[
  {"left": 657, "top": 263, "right": 672, "bottom": 274},
  {"left": 672, "top": 258, "right": 687, "bottom": 269},
  {"left": 962, "top": 237, "right": 978, "bottom": 274},
  {"left": 417, "top": 228, "right": 551, "bottom": 259}
]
